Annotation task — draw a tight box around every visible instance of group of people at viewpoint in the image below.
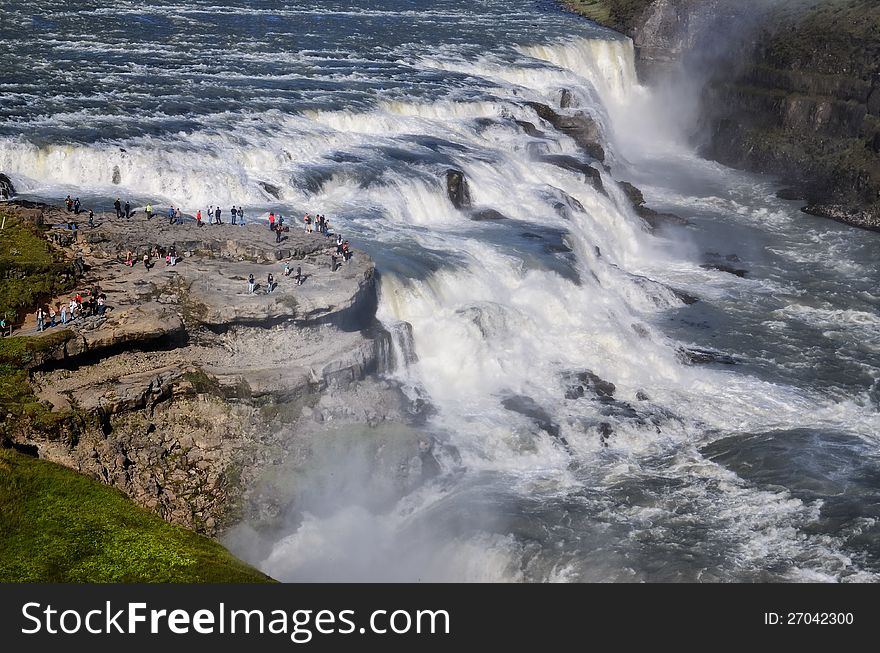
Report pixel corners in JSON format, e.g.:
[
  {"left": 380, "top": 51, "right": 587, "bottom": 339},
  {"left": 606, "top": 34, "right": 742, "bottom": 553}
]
[
  {"left": 23, "top": 194, "right": 358, "bottom": 333},
  {"left": 33, "top": 289, "right": 107, "bottom": 334}
]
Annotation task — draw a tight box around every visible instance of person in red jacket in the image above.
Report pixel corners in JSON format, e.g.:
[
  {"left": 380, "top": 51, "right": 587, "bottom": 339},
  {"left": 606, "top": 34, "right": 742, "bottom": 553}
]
[{"left": 269, "top": 212, "right": 275, "bottom": 231}]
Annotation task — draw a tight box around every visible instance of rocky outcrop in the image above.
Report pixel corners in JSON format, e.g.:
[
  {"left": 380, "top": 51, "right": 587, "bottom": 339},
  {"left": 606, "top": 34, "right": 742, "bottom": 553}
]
[
  {"left": 563, "top": 0, "right": 880, "bottom": 231},
  {"left": 524, "top": 101, "right": 606, "bottom": 161},
  {"left": 700, "top": 2, "right": 880, "bottom": 229},
  {"left": 5, "top": 203, "right": 401, "bottom": 537},
  {"left": 618, "top": 180, "right": 687, "bottom": 229},
  {"left": 446, "top": 169, "right": 472, "bottom": 209},
  {"left": 539, "top": 155, "right": 605, "bottom": 193},
  {"left": 0, "top": 173, "right": 15, "bottom": 200}
]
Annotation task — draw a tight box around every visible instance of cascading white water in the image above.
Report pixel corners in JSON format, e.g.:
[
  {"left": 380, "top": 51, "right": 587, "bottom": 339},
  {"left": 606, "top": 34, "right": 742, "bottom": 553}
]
[{"left": 5, "top": 0, "right": 879, "bottom": 580}]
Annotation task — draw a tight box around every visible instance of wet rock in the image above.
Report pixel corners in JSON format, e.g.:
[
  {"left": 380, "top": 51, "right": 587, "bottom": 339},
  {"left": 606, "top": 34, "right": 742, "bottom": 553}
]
[
  {"left": 636, "top": 391, "right": 651, "bottom": 401},
  {"left": 802, "top": 204, "right": 880, "bottom": 232},
  {"left": 468, "top": 208, "right": 507, "bottom": 221},
  {"left": 501, "top": 395, "right": 565, "bottom": 445},
  {"left": 639, "top": 209, "right": 689, "bottom": 229},
  {"left": 524, "top": 101, "right": 605, "bottom": 161},
  {"left": 514, "top": 120, "right": 545, "bottom": 138},
  {"left": 538, "top": 155, "right": 604, "bottom": 193},
  {"left": 564, "top": 370, "right": 616, "bottom": 401},
  {"left": 677, "top": 347, "right": 737, "bottom": 365},
  {"left": 446, "top": 169, "right": 471, "bottom": 210},
  {"left": 670, "top": 288, "right": 699, "bottom": 305},
  {"left": 0, "top": 173, "right": 15, "bottom": 199},
  {"left": 259, "top": 181, "right": 282, "bottom": 200},
  {"left": 618, "top": 180, "right": 687, "bottom": 229},
  {"left": 559, "top": 88, "right": 575, "bottom": 109},
  {"left": 111, "top": 166, "right": 121, "bottom": 185},
  {"left": 699, "top": 263, "right": 748, "bottom": 277}
]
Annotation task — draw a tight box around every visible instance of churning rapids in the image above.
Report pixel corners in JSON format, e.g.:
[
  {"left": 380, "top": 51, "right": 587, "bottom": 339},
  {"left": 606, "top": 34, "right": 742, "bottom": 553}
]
[{"left": 3, "top": 0, "right": 880, "bottom": 582}]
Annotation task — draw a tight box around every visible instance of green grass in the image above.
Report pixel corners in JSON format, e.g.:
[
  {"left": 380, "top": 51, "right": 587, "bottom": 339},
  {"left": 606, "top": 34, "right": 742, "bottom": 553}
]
[
  {"left": 561, "top": 0, "right": 655, "bottom": 32},
  {"left": 0, "top": 447, "right": 274, "bottom": 583},
  {"left": 0, "top": 329, "right": 75, "bottom": 367},
  {"left": 0, "top": 212, "right": 74, "bottom": 323}
]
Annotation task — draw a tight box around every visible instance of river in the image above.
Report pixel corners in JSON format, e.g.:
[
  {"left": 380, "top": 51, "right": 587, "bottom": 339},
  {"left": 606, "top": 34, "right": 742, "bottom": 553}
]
[{"left": 2, "top": 0, "right": 879, "bottom": 582}]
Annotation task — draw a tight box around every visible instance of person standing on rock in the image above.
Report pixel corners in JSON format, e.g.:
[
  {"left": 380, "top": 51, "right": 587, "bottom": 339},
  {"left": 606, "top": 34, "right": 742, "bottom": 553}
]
[
  {"left": 268, "top": 212, "right": 275, "bottom": 231},
  {"left": 36, "top": 307, "right": 44, "bottom": 332},
  {"left": 238, "top": 206, "right": 244, "bottom": 225},
  {"left": 196, "top": 209, "right": 203, "bottom": 226},
  {"left": 74, "top": 197, "right": 81, "bottom": 215},
  {"left": 248, "top": 273, "right": 255, "bottom": 294},
  {"left": 124, "top": 201, "right": 131, "bottom": 219},
  {"left": 48, "top": 305, "right": 56, "bottom": 327},
  {"left": 231, "top": 205, "right": 237, "bottom": 225},
  {"left": 296, "top": 266, "right": 302, "bottom": 286},
  {"left": 143, "top": 252, "right": 151, "bottom": 269},
  {"left": 169, "top": 245, "right": 177, "bottom": 266},
  {"left": 88, "top": 209, "right": 95, "bottom": 228},
  {"left": 145, "top": 203, "right": 153, "bottom": 220},
  {"left": 114, "top": 197, "right": 122, "bottom": 218},
  {"left": 168, "top": 206, "right": 175, "bottom": 224},
  {"left": 267, "top": 273, "right": 274, "bottom": 294},
  {"left": 275, "top": 223, "right": 282, "bottom": 243},
  {"left": 60, "top": 302, "right": 67, "bottom": 325},
  {"left": 215, "top": 206, "right": 222, "bottom": 224}
]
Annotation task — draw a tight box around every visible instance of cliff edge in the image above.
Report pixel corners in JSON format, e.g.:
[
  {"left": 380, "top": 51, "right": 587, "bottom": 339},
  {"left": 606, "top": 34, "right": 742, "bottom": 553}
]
[{"left": 563, "top": 0, "right": 880, "bottom": 231}]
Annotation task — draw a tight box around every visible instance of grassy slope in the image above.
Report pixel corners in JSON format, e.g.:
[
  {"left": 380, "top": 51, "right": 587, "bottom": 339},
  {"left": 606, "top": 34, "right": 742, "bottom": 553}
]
[
  {"left": 0, "top": 211, "right": 73, "bottom": 325},
  {"left": 0, "top": 448, "right": 273, "bottom": 582},
  {"left": 560, "top": 0, "right": 654, "bottom": 33},
  {"left": 0, "top": 210, "right": 272, "bottom": 583}
]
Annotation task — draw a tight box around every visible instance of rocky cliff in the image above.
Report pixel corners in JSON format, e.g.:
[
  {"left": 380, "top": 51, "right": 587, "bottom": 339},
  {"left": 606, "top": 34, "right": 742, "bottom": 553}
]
[
  {"left": 1, "top": 202, "right": 430, "bottom": 538},
  {"left": 563, "top": 0, "right": 880, "bottom": 230}
]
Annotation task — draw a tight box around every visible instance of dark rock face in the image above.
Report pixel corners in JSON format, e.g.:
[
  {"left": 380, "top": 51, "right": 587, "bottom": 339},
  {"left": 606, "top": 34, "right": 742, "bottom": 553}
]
[
  {"left": 699, "top": 263, "right": 748, "bottom": 277},
  {"left": 802, "top": 204, "right": 880, "bottom": 232},
  {"left": 677, "top": 347, "right": 736, "bottom": 365},
  {"left": 0, "top": 173, "right": 15, "bottom": 199},
  {"left": 259, "top": 181, "right": 282, "bottom": 200},
  {"left": 559, "top": 88, "right": 575, "bottom": 109},
  {"left": 567, "top": 0, "right": 880, "bottom": 232},
  {"left": 514, "top": 120, "right": 545, "bottom": 138},
  {"left": 446, "top": 169, "right": 471, "bottom": 210},
  {"left": 618, "top": 180, "right": 687, "bottom": 229},
  {"left": 111, "top": 165, "right": 121, "bottom": 185},
  {"left": 524, "top": 101, "right": 606, "bottom": 161}
]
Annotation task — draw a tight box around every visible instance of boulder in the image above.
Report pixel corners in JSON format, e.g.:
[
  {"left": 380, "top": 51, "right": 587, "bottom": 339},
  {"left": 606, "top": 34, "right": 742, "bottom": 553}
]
[
  {"left": 524, "top": 102, "right": 605, "bottom": 161},
  {"left": 446, "top": 169, "right": 471, "bottom": 210},
  {"left": 559, "top": 88, "right": 574, "bottom": 109}
]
